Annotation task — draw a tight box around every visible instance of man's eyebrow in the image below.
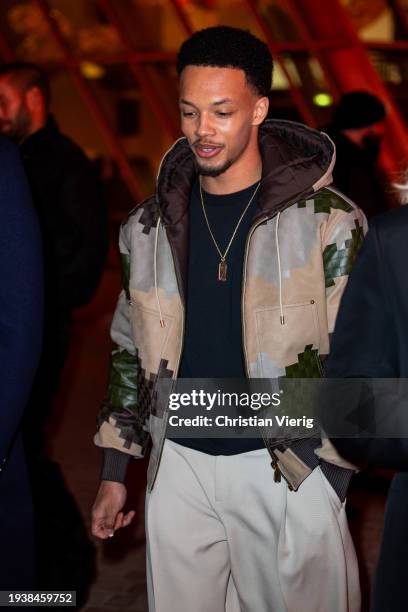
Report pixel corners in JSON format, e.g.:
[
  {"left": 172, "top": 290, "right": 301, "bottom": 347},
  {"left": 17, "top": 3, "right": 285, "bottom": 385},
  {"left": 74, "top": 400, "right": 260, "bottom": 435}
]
[
  {"left": 179, "top": 98, "right": 235, "bottom": 107},
  {"left": 212, "top": 98, "right": 234, "bottom": 106}
]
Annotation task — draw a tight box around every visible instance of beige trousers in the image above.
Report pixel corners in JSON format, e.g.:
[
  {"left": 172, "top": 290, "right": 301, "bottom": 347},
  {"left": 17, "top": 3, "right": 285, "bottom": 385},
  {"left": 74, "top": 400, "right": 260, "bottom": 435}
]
[{"left": 145, "top": 440, "right": 360, "bottom": 612}]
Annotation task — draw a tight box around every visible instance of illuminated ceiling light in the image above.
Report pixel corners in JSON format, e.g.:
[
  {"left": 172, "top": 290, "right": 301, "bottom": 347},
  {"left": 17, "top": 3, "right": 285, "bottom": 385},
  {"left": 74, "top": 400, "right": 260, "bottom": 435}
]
[
  {"left": 80, "top": 62, "right": 105, "bottom": 80},
  {"left": 313, "top": 93, "right": 333, "bottom": 107}
]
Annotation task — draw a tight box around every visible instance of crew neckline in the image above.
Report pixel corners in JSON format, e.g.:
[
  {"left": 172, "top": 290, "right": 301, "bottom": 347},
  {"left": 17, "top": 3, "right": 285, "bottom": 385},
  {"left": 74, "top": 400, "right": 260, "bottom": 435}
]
[{"left": 198, "top": 180, "right": 260, "bottom": 205}]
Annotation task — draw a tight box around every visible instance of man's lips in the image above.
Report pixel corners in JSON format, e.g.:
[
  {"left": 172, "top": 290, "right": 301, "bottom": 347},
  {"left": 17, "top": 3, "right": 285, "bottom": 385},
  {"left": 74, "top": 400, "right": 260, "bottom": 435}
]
[{"left": 194, "top": 143, "right": 224, "bottom": 159}]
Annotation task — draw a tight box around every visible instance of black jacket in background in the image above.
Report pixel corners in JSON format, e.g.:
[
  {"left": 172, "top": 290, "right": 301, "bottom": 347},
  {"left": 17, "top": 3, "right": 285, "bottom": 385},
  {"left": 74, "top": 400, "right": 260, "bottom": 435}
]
[
  {"left": 326, "top": 206, "right": 408, "bottom": 466},
  {"left": 21, "top": 115, "right": 108, "bottom": 441},
  {"left": 325, "top": 205, "right": 408, "bottom": 612},
  {"left": 0, "top": 136, "right": 43, "bottom": 461},
  {"left": 20, "top": 114, "right": 108, "bottom": 317},
  {"left": 0, "top": 136, "right": 43, "bottom": 589},
  {"left": 17, "top": 117, "right": 101, "bottom": 597},
  {"left": 324, "top": 127, "right": 391, "bottom": 220}
]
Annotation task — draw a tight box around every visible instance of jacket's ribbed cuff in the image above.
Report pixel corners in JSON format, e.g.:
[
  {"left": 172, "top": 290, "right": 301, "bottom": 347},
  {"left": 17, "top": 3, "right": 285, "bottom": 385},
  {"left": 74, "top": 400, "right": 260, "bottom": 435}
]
[{"left": 101, "top": 448, "right": 131, "bottom": 483}]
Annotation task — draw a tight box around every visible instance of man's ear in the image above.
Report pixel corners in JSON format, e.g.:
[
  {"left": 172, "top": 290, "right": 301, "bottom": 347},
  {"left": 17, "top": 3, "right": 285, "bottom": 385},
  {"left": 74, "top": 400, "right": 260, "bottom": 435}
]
[
  {"left": 25, "top": 86, "right": 43, "bottom": 113},
  {"left": 253, "top": 96, "right": 269, "bottom": 126}
]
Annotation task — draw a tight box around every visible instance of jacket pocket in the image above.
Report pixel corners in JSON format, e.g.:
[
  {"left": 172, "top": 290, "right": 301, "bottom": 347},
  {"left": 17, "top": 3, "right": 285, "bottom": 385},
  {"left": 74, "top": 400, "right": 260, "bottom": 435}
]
[{"left": 255, "top": 301, "right": 320, "bottom": 376}]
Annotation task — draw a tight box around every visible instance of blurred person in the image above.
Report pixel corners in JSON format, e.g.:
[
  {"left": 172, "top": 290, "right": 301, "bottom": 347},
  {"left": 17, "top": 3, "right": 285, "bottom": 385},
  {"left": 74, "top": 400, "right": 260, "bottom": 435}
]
[
  {"left": 324, "top": 173, "right": 408, "bottom": 611},
  {"left": 92, "top": 26, "right": 366, "bottom": 612},
  {"left": 0, "top": 136, "right": 43, "bottom": 589},
  {"left": 0, "top": 62, "right": 108, "bottom": 427},
  {"left": 325, "top": 91, "right": 392, "bottom": 219},
  {"left": 0, "top": 62, "right": 106, "bottom": 599}
]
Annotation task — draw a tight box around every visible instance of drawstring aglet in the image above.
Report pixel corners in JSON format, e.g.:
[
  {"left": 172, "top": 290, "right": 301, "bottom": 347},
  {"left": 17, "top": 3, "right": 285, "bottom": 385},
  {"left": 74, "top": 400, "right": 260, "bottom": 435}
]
[
  {"left": 280, "top": 315, "right": 285, "bottom": 325},
  {"left": 160, "top": 319, "right": 165, "bottom": 328}
]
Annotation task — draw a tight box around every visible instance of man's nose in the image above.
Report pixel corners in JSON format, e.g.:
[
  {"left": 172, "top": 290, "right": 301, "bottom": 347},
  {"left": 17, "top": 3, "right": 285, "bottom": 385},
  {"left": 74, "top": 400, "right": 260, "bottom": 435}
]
[{"left": 195, "top": 114, "right": 215, "bottom": 139}]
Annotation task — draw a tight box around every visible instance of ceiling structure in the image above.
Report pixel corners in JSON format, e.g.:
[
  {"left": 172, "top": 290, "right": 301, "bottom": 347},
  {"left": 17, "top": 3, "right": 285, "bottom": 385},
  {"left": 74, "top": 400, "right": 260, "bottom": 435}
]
[{"left": 0, "top": 0, "right": 407, "bottom": 201}]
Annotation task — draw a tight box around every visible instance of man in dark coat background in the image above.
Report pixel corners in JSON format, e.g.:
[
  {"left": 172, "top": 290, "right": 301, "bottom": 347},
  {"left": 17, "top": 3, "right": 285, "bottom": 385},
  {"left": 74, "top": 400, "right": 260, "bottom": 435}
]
[
  {"left": 324, "top": 199, "right": 408, "bottom": 611},
  {"left": 0, "top": 62, "right": 108, "bottom": 435},
  {"left": 0, "top": 136, "right": 43, "bottom": 589},
  {"left": 0, "top": 62, "right": 106, "bottom": 599}
]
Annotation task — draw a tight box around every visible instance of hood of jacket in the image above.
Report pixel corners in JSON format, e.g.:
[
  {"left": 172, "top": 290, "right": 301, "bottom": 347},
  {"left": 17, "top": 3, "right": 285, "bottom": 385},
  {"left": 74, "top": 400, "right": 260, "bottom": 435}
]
[
  {"left": 156, "top": 118, "right": 335, "bottom": 227},
  {"left": 154, "top": 119, "right": 335, "bottom": 303}
]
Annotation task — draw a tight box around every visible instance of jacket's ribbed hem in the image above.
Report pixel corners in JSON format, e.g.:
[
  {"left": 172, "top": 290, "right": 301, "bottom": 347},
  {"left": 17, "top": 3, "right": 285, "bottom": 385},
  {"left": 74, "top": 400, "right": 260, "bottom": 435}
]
[{"left": 101, "top": 448, "right": 131, "bottom": 483}]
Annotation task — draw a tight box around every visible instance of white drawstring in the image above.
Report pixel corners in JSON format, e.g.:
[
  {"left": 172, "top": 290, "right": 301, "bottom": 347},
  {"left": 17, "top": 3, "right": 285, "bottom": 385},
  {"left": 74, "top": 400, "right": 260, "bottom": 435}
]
[
  {"left": 154, "top": 216, "right": 165, "bottom": 328},
  {"left": 275, "top": 211, "right": 285, "bottom": 325}
]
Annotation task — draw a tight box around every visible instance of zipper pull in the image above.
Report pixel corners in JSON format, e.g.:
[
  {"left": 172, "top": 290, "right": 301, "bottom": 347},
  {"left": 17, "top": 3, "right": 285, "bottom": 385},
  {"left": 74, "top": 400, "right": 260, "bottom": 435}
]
[
  {"left": 271, "top": 459, "right": 281, "bottom": 483},
  {"left": 270, "top": 457, "right": 294, "bottom": 490}
]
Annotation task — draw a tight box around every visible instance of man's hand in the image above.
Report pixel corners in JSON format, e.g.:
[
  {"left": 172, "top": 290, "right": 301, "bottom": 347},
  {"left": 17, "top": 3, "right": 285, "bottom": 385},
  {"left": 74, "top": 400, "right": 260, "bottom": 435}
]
[{"left": 91, "top": 480, "right": 135, "bottom": 539}]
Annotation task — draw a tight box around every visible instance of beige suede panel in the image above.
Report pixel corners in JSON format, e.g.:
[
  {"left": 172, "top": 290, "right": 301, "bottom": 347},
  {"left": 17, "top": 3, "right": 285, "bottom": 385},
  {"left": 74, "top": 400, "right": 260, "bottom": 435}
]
[
  {"left": 327, "top": 276, "right": 348, "bottom": 334},
  {"left": 94, "top": 419, "right": 144, "bottom": 457},
  {"left": 315, "top": 438, "right": 358, "bottom": 471},
  {"left": 129, "top": 286, "right": 183, "bottom": 379},
  {"left": 244, "top": 244, "right": 327, "bottom": 370}
]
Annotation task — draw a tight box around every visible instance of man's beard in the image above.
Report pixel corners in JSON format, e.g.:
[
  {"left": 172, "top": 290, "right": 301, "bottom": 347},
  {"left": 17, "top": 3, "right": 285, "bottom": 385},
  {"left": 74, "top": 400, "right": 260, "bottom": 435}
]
[
  {"left": 197, "top": 158, "right": 233, "bottom": 177},
  {"left": 0, "top": 103, "right": 31, "bottom": 145}
]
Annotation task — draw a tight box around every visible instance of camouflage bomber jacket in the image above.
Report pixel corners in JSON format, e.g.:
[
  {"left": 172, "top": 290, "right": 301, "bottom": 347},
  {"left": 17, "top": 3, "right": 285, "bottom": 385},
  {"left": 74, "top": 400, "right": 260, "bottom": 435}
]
[{"left": 95, "top": 119, "right": 367, "bottom": 491}]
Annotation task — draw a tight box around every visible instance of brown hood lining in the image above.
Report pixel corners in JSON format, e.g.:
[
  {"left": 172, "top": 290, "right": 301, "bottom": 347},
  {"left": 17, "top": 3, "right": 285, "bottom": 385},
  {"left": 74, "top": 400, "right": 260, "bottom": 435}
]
[{"left": 156, "top": 119, "right": 334, "bottom": 227}]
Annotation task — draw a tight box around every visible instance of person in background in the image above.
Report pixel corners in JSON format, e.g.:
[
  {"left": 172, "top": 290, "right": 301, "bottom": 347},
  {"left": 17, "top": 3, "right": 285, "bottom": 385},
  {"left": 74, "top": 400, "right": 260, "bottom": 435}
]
[
  {"left": 325, "top": 91, "right": 393, "bottom": 219},
  {"left": 0, "top": 136, "right": 43, "bottom": 589},
  {"left": 325, "top": 172, "right": 408, "bottom": 612},
  {"left": 0, "top": 61, "right": 106, "bottom": 600}
]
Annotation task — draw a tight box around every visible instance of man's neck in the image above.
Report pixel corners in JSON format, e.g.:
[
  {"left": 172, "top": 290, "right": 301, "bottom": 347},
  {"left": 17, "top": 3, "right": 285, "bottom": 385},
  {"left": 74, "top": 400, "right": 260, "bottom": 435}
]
[{"left": 200, "top": 154, "right": 262, "bottom": 195}]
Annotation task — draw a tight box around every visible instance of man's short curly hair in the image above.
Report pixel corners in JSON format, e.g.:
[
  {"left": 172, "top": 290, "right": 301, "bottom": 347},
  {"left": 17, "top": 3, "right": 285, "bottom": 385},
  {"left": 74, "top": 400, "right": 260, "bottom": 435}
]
[{"left": 176, "top": 26, "right": 273, "bottom": 97}]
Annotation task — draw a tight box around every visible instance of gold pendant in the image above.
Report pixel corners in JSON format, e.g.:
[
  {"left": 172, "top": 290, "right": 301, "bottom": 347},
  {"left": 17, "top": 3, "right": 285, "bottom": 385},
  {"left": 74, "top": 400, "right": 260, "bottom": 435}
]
[{"left": 218, "top": 259, "right": 227, "bottom": 281}]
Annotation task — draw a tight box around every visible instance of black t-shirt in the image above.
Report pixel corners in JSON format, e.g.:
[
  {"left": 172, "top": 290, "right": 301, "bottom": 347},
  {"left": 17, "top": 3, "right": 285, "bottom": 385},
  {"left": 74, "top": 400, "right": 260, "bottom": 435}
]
[{"left": 173, "top": 179, "right": 264, "bottom": 454}]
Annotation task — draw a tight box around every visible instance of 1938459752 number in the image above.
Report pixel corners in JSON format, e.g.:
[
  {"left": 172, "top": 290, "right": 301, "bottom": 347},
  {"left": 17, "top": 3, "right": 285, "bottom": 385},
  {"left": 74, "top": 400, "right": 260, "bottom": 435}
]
[{"left": 1, "top": 591, "right": 76, "bottom": 606}]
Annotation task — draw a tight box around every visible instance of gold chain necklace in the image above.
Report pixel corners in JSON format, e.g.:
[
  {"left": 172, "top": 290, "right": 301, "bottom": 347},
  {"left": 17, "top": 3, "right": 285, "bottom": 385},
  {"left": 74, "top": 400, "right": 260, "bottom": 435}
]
[{"left": 199, "top": 178, "right": 261, "bottom": 281}]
